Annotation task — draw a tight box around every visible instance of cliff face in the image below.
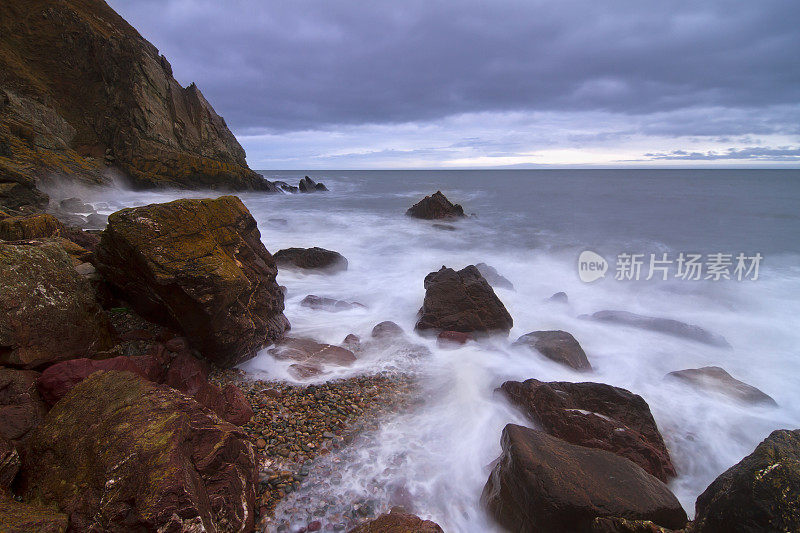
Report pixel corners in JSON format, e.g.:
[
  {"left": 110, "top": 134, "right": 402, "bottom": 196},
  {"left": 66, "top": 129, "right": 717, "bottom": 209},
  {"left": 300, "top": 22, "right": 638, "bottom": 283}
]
[{"left": 0, "top": 0, "right": 272, "bottom": 208}]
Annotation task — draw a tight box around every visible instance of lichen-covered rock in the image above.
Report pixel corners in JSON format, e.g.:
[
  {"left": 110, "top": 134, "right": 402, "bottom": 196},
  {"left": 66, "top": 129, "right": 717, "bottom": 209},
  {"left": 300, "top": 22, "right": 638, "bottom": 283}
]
[
  {"left": 667, "top": 366, "right": 776, "bottom": 406},
  {"left": 95, "top": 196, "right": 288, "bottom": 368},
  {"left": 513, "top": 330, "right": 592, "bottom": 371},
  {"left": 415, "top": 265, "right": 513, "bottom": 335},
  {"left": 274, "top": 247, "right": 348, "bottom": 272},
  {"left": 590, "top": 517, "right": 680, "bottom": 532},
  {"left": 0, "top": 435, "right": 19, "bottom": 489},
  {"left": 499, "top": 379, "right": 675, "bottom": 481},
  {"left": 0, "top": 213, "right": 65, "bottom": 241},
  {"left": 0, "top": 493, "right": 68, "bottom": 533},
  {"left": 482, "top": 424, "right": 687, "bottom": 533},
  {"left": 693, "top": 429, "right": 800, "bottom": 533},
  {"left": 349, "top": 508, "right": 444, "bottom": 532},
  {"left": 0, "top": 241, "right": 115, "bottom": 368},
  {"left": 406, "top": 191, "right": 465, "bottom": 219},
  {"left": 19, "top": 370, "right": 258, "bottom": 532},
  {"left": 0, "top": 368, "right": 47, "bottom": 444}
]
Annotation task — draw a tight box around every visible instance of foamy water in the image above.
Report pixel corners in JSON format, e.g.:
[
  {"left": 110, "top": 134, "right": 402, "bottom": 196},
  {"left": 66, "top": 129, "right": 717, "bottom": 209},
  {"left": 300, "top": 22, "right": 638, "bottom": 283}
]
[{"left": 64, "top": 169, "right": 800, "bottom": 531}]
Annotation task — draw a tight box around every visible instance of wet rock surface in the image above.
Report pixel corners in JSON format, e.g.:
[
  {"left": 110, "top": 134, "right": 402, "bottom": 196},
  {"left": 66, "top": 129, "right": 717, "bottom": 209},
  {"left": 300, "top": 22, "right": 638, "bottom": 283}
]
[
  {"left": 301, "top": 295, "right": 367, "bottom": 312},
  {"left": 482, "top": 424, "right": 687, "bottom": 533},
  {"left": 584, "top": 310, "right": 731, "bottom": 348},
  {"left": 274, "top": 247, "right": 348, "bottom": 273},
  {"left": 96, "top": 196, "right": 288, "bottom": 368},
  {"left": 499, "top": 379, "right": 676, "bottom": 481},
  {"left": 0, "top": 368, "right": 47, "bottom": 445},
  {"left": 406, "top": 191, "right": 465, "bottom": 219},
  {"left": 0, "top": 213, "right": 65, "bottom": 240},
  {"left": 475, "top": 262, "right": 514, "bottom": 290},
  {"left": 666, "top": 366, "right": 777, "bottom": 406},
  {"left": 415, "top": 265, "right": 513, "bottom": 335},
  {"left": 513, "top": 330, "right": 592, "bottom": 371},
  {"left": 299, "top": 176, "right": 329, "bottom": 192},
  {"left": 348, "top": 508, "right": 444, "bottom": 532}
]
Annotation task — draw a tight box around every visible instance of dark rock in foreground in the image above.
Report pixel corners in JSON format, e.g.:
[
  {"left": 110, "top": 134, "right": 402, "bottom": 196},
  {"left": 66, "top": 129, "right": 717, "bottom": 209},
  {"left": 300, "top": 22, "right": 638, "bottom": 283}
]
[
  {"left": 482, "top": 424, "right": 687, "bottom": 533},
  {"left": 499, "top": 379, "right": 676, "bottom": 481},
  {"left": 0, "top": 435, "right": 19, "bottom": 489},
  {"left": 406, "top": 191, "right": 465, "bottom": 219},
  {"left": 584, "top": 310, "right": 730, "bottom": 348},
  {"left": 348, "top": 508, "right": 444, "bottom": 532},
  {"left": 96, "top": 196, "right": 288, "bottom": 368},
  {"left": 0, "top": 492, "right": 68, "bottom": 533},
  {"left": 476, "top": 262, "right": 515, "bottom": 290},
  {"left": 666, "top": 366, "right": 777, "bottom": 406},
  {"left": 274, "top": 247, "right": 348, "bottom": 272},
  {"left": 513, "top": 330, "right": 592, "bottom": 371},
  {"left": 0, "top": 241, "right": 115, "bottom": 368},
  {"left": 20, "top": 370, "right": 258, "bottom": 532},
  {"left": 416, "top": 265, "right": 513, "bottom": 335},
  {"left": 590, "top": 517, "right": 679, "bottom": 532},
  {"left": 0, "top": 368, "right": 47, "bottom": 445},
  {"left": 694, "top": 428, "right": 800, "bottom": 533}
]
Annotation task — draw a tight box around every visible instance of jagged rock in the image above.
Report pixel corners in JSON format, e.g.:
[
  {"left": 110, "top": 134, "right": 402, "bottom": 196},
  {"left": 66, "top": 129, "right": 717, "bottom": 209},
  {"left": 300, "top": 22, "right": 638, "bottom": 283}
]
[
  {"left": 19, "top": 370, "right": 258, "bottom": 532},
  {"left": 274, "top": 247, "right": 348, "bottom": 272},
  {"left": 482, "top": 424, "right": 687, "bottom": 533},
  {"left": 0, "top": 368, "right": 47, "bottom": 445},
  {"left": 666, "top": 366, "right": 776, "bottom": 406},
  {"left": 0, "top": 1, "right": 274, "bottom": 191},
  {"left": 499, "top": 379, "right": 675, "bottom": 481},
  {"left": 0, "top": 435, "right": 19, "bottom": 489},
  {"left": 301, "top": 295, "right": 366, "bottom": 312},
  {"left": 0, "top": 213, "right": 64, "bottom": 240},
  {"left": 298, "top": 176, "right": 328, "bottom": 192},
  {"left": 415, "top": 265, "right": 513, "bottom": 335},
  {"left": 406, "top": 191, "right": 465, "bottom": 219},
  {"left": 349, "top": 508, "right": 444, "bottom": 532},
  {"left": 475, "top": 263, "right": 514, "bottom": 290},
  {"left": 0, "top": 241, "right": 114, "bottom": 368},
  {"left": 583, "top": 310, "right": 730, "bottom": 348},
  {"left": 95, "top": 196, "right": 288, "bottom": 368},
  {"left": 694, "top": 428, "right": 800, "bottom": 533},
  {"left": 512, "top": 330, "right": 592, "bottom": 371},
  {"left": 0, "top": 493, "right": 68, "bottom": 533}
]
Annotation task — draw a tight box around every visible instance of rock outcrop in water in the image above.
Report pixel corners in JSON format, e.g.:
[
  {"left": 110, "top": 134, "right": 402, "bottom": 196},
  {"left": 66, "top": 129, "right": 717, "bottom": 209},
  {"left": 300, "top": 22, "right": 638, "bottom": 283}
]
[
  {"left": 666, "top": 366, "right": 777, "bottom": 406},
  {"left": 349, "top": 508, "right": 444, "bottom": 532},
  {"left": 274, "top": 247, "right": 348, "bottom": 273},
  {"left": 0, "top": 0, "right": 274, "bottom": 208},
  {"left": 513, "top": 330, "right": 592, "bottom": 371},
  {"left": 482, "top": 424, "right": 687, "bottom": 533},
  {"left": 499, "top": 379, "right": 676, "bottom": 481},
  {"left": 406, "top": 191, "right": 465, "bottom": 219},
  {"left": 415, "top": 265, "right": 513, "bottom": 335},
  {"left": 96, "top": 196, "right": 288, "bottom": 368},
  {"left": 693, "top": 428, "right": 800, "bottom": 533},
  {"left": 583, "top": 310, "right": 731, "bottom": 348}
]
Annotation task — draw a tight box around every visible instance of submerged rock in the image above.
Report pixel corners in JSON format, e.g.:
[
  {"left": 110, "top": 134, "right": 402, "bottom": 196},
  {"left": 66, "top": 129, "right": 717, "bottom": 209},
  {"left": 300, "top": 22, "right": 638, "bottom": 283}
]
[
  {"left": 513, "top": 330, "right": 592, "bottom": 371},
  {"left": 406, "top": 191, "right": 465, "bottom": 219},
  {"left": 666, "top": 366, "right": 777, "bottom": 406},
  {"left": 0, "top": 368, "right": 47, "bottom": 444},
  {"left": 96, "top": 196, "right": 288, "bottom": 368},
  {"left": 475, "top": 262, "right": 515, "bottom": 290},
  {"left": 415, "top": 265, "right": 513, "bottom": 335},
  {"left": 693, "top": 429, "right": 800, "bottom": 533},
  {"left": 548, "top": 291, "right": 569, "bottom": 304},
  {"left": 499, "top": 379, "right": 676, "bottom": 481},
  {"left": 371, "top": 321, "right": 405, "bottom": 339},
  {"left": 274, "top": 247, "right": 348, "bottom": 272},
  {"left": 584, "top": 310, "right": 730, "bottom": 348},
  {"left": 19, "top": 370, "right": 258, "bottom": 532},
  {"left": 0, "top": 241, "right": 115, "bottom": 368},
  {"left": 301, "top": 295, "right": 366, "bottom": 312},
  {"left": 481, "top": 424, "right": 687, "bottom": 533},
  {"left": 349, "top": 508, "right": 444, "bottom": 532}
]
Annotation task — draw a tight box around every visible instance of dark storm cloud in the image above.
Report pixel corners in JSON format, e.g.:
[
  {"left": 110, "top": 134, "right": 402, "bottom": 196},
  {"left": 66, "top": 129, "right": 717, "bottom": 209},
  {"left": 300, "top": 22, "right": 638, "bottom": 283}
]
[{"left": 108, "top": 0, "right": 800, "bottom": 134}]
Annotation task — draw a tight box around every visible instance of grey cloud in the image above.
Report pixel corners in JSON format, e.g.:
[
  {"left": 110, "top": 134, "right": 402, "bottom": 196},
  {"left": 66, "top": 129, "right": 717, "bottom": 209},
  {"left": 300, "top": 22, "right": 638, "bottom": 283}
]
[{"left": 645, "top": 146, "right": 800, "bottom": 161}]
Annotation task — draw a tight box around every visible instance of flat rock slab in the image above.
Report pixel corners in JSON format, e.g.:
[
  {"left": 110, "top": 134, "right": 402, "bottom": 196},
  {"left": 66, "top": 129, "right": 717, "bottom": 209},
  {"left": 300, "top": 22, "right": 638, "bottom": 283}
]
[
  {"left": 513, "top": 330, "right": 592, "bottom": 371},
  {"left": 269, "top": 338, "right": 357, "bottom": 367},
  {"left": 584, "top": 310, "right": 730, "bottom": 348},
  {"left": 666, "top": 366, "right": 776, "bottom": 406}
]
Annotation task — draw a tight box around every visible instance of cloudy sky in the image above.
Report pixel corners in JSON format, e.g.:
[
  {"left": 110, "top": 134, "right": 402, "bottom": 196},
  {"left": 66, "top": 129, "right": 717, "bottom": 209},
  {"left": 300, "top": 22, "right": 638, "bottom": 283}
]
[{"left": 109, "top": 0, "right": 800, "bottom": 169}]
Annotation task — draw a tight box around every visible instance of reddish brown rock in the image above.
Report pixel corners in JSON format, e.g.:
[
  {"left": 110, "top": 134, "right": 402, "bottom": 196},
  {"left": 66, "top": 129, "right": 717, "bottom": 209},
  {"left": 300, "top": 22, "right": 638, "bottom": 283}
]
[
  {"left": 349, "top": 508, "right": 444, "bottom": 532},
  {"left": 481, "top": 424, "right": 687, "bottom": 533},
  {"left": 269, "top": 338, "right": 357, "bottom": 367},
  {"left": 274, "top": 247, "right": 348, "bottom": 272},
  {"left": 437, "top": 330, "right": 474, "bottom": 346},
  {"left": 0, "top": 493, "right": 68, "bottom": 533},
  {"left": 415, "top": 265, "right": 513, "bottom": 335},
  {"left": 590, "top": 517, "right": 680, "bottom": 532},
  {"left": 0, "top": 435, "right": 19, "bottom": 489},
  {"left": 95, "top": 196, "right": 288, "bottom": 368},
  {"left": 406, "top": 191, "right": 465, "bottom": 220},
  {"left": 19, "top": 371, "right": 258, "bottom": 532},
  {"left": 0, "top": 368, "right": 48, "bottom": 445},
  {"left": 512, "top": 330, "right": 592, "bottom": 371},
  {"left": 667, "top": 366, "right": 776, "bottom": 406},
  {"left": 499, "top": 379, "right": 675, "bottom": 481}
]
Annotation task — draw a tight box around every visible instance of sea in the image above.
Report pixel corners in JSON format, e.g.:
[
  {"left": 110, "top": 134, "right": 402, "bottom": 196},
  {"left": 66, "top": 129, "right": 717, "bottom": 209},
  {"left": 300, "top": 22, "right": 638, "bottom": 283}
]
[{"left": 74, "top": 168, "right": 800, "bottom": 531}]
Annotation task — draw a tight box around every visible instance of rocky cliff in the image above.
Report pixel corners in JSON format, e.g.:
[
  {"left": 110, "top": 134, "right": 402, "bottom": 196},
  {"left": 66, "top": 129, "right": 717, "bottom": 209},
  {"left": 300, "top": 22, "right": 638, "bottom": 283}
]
[{"left": 0, "top": 0, "right": 272, "bottom": 212}]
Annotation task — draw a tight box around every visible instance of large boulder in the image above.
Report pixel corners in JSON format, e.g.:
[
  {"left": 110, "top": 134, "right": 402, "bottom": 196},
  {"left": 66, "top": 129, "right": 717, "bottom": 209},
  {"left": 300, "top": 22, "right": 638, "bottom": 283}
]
[
  {"left": 0, "top": 493, "right": 68, "bottom": 533},
  {"left": 406, "top": 191, "right": 465, "bottom": 219},
  {"left": 273, "top": 247, "right": 348, "bottom": 272},
  {"left": 583, "top": 311, "right": 730, "bottom": 348},
  {"left": 19, "top": 370, "right": 258, "bottom": 532},
  {"left": 481, "top": 425, "right": 687, "bottom": 533},
  {"left": 666, "top": 366, "right": 776, "bottom": 406},
  {"left": 0, "top": 368, "right": 47, "bottom": 444},
  {"left": 512, "top": 330, "right": 592, "bottom": 371},
  {"left": 0, "top": 213, "right": 65, "bottom": 241},
  {"left": 499, "top": 380, "right": 675, "bottom": 481},
  {"left": 349, "top": 508, "right": 444, "bottom": 532},
  {"left": 693, "top": 429, "right": 800, "bottom": 533},
  {"left": 95, "top": 196, "right": 288, "bottom": 368},
  {"left": 0, "top": 241, "right": 114, "bottom": 368},
  {"left": 415, "top": 265, "right": 513, "bottom": 335}
]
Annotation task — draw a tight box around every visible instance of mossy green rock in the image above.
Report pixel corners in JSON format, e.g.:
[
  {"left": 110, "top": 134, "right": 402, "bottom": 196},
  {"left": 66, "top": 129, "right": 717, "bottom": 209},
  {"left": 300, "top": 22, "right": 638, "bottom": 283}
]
[
  {"left": 0, "top": 493, "right": 67, "bottom": 533},
  {"left": 0, "top": 214, "right": 65, "bottom": 241},
  {"left": 19, "top": 370, "right": 257, "bottom": 532},
  {"left": 693, "top": 429, "right": 800, "bottom": 533},
  {"left": 95, "top": 196, "right": 287, "bottom": 367},
  {"left": 0, "top": 241, "right": 114, "bottom": 368}
]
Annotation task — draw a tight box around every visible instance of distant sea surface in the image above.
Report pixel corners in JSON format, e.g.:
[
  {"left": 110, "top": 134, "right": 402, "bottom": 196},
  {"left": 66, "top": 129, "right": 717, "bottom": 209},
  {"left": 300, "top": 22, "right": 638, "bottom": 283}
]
[{"left": 88, "top": 168, "right": 800, "bottom": 531}]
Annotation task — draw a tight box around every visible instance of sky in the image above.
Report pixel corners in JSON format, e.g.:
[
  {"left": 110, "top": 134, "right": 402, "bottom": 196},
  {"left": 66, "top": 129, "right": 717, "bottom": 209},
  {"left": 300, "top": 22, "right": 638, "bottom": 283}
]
[{"left": 108, "top": 0, "right": 800, "bottom": 169}]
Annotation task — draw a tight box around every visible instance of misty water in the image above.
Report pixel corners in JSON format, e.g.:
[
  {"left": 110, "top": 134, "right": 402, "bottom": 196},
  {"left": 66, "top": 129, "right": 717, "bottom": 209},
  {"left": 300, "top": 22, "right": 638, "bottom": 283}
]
[{"left": 67, "top": 169, "right": 800, "bottom": 531}]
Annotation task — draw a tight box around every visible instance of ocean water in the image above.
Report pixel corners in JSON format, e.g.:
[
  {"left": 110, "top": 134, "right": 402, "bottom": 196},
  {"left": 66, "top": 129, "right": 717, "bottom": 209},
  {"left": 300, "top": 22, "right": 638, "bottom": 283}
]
[{"left": 75, "top": 169, "right": 800, "bottom": 531}]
